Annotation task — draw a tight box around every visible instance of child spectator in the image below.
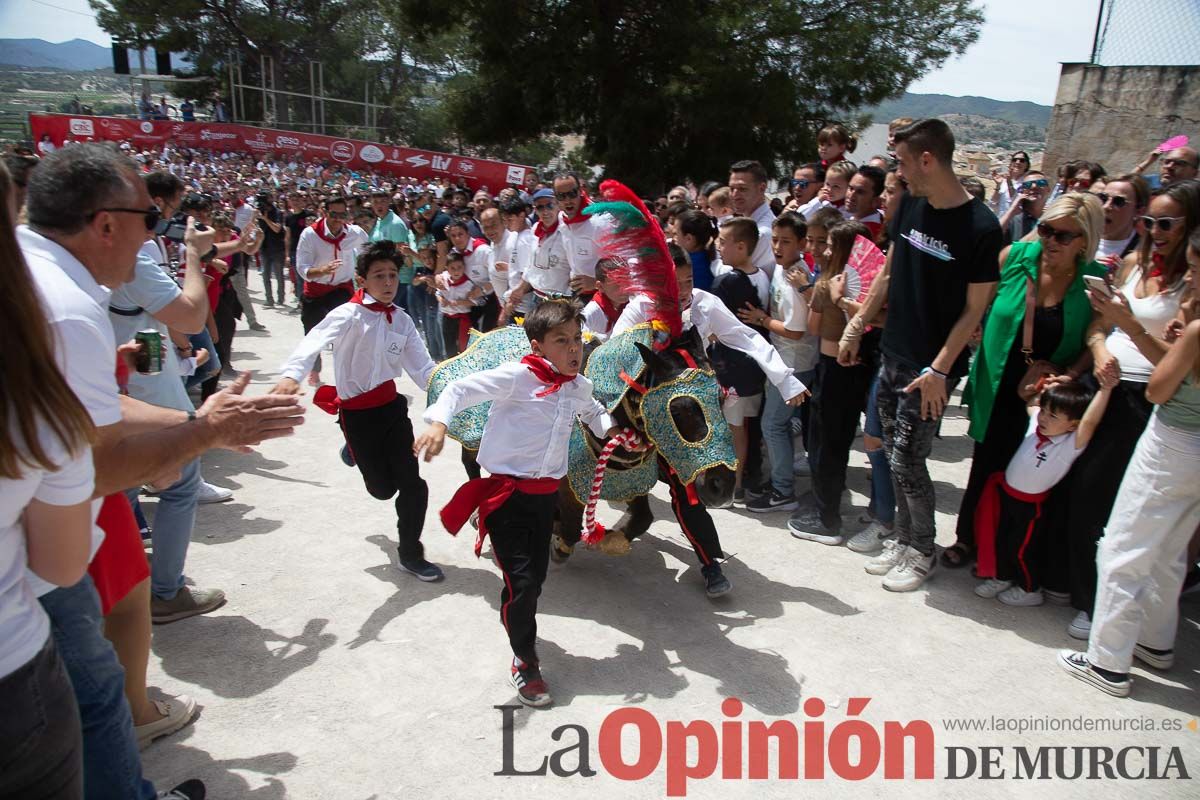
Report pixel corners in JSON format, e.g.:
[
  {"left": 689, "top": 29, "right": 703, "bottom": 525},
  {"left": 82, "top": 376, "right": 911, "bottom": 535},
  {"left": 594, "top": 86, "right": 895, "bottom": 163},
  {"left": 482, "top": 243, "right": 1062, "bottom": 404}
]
[
  {"left": 273, "top": 241, "right": 443, "bottom": 582},
  {"left": 743, "top": 212, "right": 819, "bottom": 511},
  {"left": 415, "top": 301, "right": 617, "bottom": 708},
  {"left": 975, "top": 377, "right": 1115, "bottom": 606},
  {"left": 708, "top": 186, "right": 734, "bottom": 223},
  {"left": 799, "top": 160, "right": 856, "bottom": 220},
  {"left": 580, "top": 258, "right": 628, "bottom": 341},
  {"left": 817, "top": 123, "right": 857, "bottom": 168},
  {"left": 436, "top": 251, "right": 480, "bottom": 357},
  {"left": 675, "top": 209, "right": 718, "bottom": 292}
]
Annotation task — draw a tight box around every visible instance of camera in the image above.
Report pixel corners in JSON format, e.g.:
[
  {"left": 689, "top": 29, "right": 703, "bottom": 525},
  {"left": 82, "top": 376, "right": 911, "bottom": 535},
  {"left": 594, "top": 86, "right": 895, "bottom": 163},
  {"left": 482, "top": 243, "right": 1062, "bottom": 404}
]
[{"left": 155, "top": 213, "right": 188, "bottom": 244}]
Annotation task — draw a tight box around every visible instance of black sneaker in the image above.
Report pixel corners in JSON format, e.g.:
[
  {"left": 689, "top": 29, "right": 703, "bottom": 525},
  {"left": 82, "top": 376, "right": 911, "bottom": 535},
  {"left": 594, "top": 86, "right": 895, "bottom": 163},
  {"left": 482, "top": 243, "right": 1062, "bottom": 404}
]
[
  {"left": 746, "top": 489, "right": 799, "bottom": 513},
  {"left": 339, "top": 443, "right": 356, "bottom": 467},
  {"left": 398, "top": 559, "right": 445, "bottom": 582},
  {"left": 510, "top": 658, "right": 552, "bottom": 707},
  {"left": 701, "top": 563, "right": 732, "bottom": 597},
  {"left": 787, "top": 508, "right": 844, "bottom": 545},
  {"left": 158, "top": 779, "right": 206, "bottom": 800}
]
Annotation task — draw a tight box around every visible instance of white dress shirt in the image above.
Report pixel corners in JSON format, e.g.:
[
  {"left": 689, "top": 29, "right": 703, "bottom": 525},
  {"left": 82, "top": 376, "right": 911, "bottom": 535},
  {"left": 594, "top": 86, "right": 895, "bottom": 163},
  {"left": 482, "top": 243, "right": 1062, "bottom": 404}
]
[
  {"left": 18, "top": 226, "right": 116, "bottom": 597},
  {"left": 424, "top": 362, "right": 615, "bottom": 479},
  {"left": 529, "top": 223, "right": 571, "bottom": 296},
  {"left": 747, "top": 200, "right": 778, "bottom": 277},
  {"left": 580, "top": 299, "right": 614, "bottom": 341},
  {"left": 456, "top": 238, "right": 494, "bottom": 299},
  {"left": 505, "top": 228, "right": 538, "bottom": 311},
  {"left": 1005, "top": 416, "right": 1083, "bottom": 495},
  {"left": 612, "top": 288, "right": 806, "bottom": 400},
  {"left": 295, "top": 223, "right": 369, "bottom": 286},
  {"left": 279, "top": 295, "right": 437, "bottom": 398},
  {"left": 559, "top": 212, "right": 602, "bottom": 279}
]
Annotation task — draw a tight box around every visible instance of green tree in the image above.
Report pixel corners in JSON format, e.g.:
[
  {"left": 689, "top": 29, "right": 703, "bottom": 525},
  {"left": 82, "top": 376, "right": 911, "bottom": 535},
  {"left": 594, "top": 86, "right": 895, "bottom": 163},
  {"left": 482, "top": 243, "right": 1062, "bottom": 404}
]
[{"left": 395, "top": 0, "right": 983, "bottom": 192}]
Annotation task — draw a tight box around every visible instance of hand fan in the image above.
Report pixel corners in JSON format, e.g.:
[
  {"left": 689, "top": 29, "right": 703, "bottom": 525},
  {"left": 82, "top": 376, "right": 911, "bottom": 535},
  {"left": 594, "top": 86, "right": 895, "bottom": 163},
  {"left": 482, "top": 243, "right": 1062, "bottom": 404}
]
[
  {"left": 1157, "top": 135, "right": 1189, "bottom": 153},
  {"left": 845, "top": 234, "right": 886, "bottom": 303}
]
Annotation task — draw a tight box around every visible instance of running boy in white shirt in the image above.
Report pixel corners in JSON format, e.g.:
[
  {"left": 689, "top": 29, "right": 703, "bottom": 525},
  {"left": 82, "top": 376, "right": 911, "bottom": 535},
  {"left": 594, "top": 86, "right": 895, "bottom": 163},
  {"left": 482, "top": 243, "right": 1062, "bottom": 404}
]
[
  {"left": 974, "top": 376, "right": 1115, "bottom": 606},
  {"left": 272, "top": 241, "right": 443, "bottom": 582},
  {"left": 414, "top": 301, "right": 618, "bottom": 708},
  {"left": 579, "top": 258, "right": 628, "bottom": 341}
]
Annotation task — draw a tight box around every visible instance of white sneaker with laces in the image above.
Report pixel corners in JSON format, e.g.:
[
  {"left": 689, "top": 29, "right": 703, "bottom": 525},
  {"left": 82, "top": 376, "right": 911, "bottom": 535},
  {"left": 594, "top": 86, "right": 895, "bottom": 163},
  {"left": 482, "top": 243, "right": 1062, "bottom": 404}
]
[
  {"left": 974, "top": 578, "right": 1013, "bottom": 599},
  {"left": 846, "top": 521, "right": 894, "bottom": 554},
  {"left": 1043, "top": 589, "right": 1071, "bottom": 606},
  {"left": 882, "top": 547, "right": 937, "bottom": 592},
  {"left": 865, "top": 539, "right": 907, "bottom": 576},
  {"left": 1067, "top": 610, "right": 1091, "bottom": 640},
  {"left": 998, "top": 586, "right": 1044, "bottom": 606},
  {"left": 197, "top": 481, "right": 233, "bottom": 504}
]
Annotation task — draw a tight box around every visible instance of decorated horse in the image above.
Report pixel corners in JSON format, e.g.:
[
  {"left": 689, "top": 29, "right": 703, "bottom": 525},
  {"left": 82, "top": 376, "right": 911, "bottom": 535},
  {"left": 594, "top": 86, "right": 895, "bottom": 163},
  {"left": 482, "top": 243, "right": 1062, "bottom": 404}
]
[{"left": 426, "top": 180, "right": 737, "bottom": 564}]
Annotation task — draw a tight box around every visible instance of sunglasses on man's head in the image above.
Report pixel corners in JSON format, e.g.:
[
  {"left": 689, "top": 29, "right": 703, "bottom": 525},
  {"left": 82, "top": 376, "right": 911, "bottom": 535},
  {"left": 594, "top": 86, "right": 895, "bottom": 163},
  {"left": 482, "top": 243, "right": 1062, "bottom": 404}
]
[
  {"left": 1036, "top": 222, "right": 1083, "bottom": 245},
  {"left": 555, "top": 188, "right": 580, "bottom": 201},
  {"left": 1021, "top": 179, "right": 1049, "bottom": 191},
  {"left": 1096, "top": 192, "right": 1129, "bottom": 209},
  {"left": 1138, "top": 215, "right": 1186, "bottom": 232},
  {"left": 88, "top": 206, "right": 162, "bottom": 231},
  {"left": 790, "top": 178, "right": 811, "bottom": 190}
]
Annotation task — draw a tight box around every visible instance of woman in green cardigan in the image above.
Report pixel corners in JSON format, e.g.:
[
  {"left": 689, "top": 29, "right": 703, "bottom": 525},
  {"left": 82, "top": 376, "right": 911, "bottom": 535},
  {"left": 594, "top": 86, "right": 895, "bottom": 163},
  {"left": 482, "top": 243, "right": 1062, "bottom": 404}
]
[{"left": 944, "top": 193, "right": 1106, "bottom": 568}]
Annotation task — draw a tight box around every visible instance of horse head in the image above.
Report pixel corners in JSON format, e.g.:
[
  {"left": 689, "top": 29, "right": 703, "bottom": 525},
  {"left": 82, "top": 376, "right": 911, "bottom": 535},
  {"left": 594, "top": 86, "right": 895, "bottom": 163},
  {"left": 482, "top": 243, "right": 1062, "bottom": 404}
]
[{"left": 628, "top": 327, "right": 737, "bottom": 509}]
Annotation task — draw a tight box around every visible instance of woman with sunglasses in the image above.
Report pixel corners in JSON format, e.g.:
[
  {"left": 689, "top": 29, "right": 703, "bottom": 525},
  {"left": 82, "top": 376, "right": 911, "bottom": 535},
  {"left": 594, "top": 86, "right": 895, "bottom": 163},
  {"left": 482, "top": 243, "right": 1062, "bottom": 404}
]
[
  {"left": 946, "top": 194, "right": 1106, "bottom": 573},
  {"left": 1050, "top": 179, "right": 1200, "bottom": 640},
  {"left": 989, "top": 151, "right": 1032, "bottom": 217}
]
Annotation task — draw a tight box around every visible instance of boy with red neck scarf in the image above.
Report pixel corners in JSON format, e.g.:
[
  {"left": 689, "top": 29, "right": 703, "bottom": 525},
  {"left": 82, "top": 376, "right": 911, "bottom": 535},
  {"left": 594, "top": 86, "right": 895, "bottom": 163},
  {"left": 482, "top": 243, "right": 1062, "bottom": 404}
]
[
  {"left": 436, "top": 251, "right": 480, "bottom": 357},
  {"left": 580, "top": 258, "right": 628, "bottom": 341},
  {"left": 414, "top": 301, "right": 618, "bottom": 708},
  {"left": 272, "top": 241, "right": 444, "bottom": 582},
  {"left": 295, "top": 195, "right": 370, "bottom": 383},
  {"left": 445, "top": 218, "right": 498, "bottom": 333}
]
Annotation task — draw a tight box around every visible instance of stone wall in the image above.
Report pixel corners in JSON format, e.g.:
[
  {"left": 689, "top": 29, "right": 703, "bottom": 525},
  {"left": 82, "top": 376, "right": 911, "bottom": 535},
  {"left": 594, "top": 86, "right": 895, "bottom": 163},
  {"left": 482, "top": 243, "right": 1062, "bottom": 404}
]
[{"left": 1043, "top": 63, "right": 1200, "bottom": 178}]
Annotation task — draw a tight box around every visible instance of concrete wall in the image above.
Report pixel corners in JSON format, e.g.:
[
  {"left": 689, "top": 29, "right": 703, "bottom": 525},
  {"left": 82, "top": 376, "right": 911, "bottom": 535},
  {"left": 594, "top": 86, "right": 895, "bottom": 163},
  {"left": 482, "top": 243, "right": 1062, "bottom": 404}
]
[{"left": 1043, "top": 63, "right": 1200, "bottom": 179}]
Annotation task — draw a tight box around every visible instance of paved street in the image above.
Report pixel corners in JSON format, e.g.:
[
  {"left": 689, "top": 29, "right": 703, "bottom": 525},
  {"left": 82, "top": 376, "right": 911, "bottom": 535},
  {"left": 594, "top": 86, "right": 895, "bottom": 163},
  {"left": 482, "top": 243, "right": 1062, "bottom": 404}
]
[{"left": 141, "top": 297, "right": 1200, "bottom": 799}]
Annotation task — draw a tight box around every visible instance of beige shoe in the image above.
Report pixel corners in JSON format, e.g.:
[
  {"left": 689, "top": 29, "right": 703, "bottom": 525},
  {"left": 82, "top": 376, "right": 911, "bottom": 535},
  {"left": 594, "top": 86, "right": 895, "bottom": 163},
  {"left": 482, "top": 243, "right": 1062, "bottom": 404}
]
[
  {"left": 136, "top": 695, "right": 198, "bottom": 749},
  {"left": 151, "top": 587, "right": 226, "bottom": 624}
]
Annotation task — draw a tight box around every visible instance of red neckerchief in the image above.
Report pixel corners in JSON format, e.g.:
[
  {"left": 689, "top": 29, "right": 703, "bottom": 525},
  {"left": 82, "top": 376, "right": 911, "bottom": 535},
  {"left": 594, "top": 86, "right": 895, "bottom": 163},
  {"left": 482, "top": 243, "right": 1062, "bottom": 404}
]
[
  {"left": 820, "top": 154, "right": 845, "bottom": 169},
  {"left": 533, "top": 218, "right": 559, "bottom": 241},
  {"left": 521, "top": 354, "right": 575, "bottom": 397},
  {"left": 1149, "top": 252, "right": 1165, "bottom": 280},
  {"left": 561, "top": 191, "right": 593, "bottom": 225},
  {"left": 459, "top": 237, "right": 489, "bottom": 256},
  {"left": 350, "top": 288, "right": 394, "bottom": 323},
  {"left": 312, "top": 217, "right": 347, "bottom": 257},
  {"left": 1034, "top": 430, "right": 1054, "bottom": 450},
  {"left": 447, "top": 273, "right": 470, "bottom": 287},
  {"left": 593, "top": 291, "right": 624, "bottom": 328}
]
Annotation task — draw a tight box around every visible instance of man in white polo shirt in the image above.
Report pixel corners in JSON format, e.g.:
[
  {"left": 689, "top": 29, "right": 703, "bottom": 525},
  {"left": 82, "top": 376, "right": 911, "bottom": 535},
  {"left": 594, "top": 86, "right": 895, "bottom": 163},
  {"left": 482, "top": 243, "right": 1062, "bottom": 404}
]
[
  {"left": 20, "top": 143, "right": 306, "bottom": 800},
  {"left": 728, "top": 159, "right": 777, "bottom": 277}
]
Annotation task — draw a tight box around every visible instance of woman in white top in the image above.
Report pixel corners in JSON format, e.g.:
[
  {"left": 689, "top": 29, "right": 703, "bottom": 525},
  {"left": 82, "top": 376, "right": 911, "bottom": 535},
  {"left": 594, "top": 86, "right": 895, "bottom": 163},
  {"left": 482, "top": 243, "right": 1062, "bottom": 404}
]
[
  {"left": 1051, "top": 179, "right": 1198, "bottom": 641},
  {"left": 0, "top": 161, "right": 96, "bottom": 798}
]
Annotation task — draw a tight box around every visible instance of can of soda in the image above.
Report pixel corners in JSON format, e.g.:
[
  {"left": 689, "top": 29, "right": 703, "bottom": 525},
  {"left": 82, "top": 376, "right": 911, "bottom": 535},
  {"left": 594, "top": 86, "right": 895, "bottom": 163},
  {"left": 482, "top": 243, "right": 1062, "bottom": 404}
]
[{"left": 134, "top": 329, "right": 164, "bottom": 375}]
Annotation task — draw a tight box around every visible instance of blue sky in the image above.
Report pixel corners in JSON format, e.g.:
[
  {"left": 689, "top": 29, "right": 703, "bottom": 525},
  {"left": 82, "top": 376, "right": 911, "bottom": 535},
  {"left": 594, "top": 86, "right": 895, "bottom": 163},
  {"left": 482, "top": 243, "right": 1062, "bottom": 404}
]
[{"left": 1, "top": 0, "right": 1100, "bottom": 106}]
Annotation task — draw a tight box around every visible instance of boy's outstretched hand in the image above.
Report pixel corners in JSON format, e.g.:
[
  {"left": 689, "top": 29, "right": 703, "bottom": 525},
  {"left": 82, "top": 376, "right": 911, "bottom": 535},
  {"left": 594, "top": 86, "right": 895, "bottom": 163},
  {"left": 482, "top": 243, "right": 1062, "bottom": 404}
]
[
  {"left": 413, "top": 423, "right": 447, "bottom": 462},
  {"left": 270, "top": 377, "right": 302, "bottom": 395}
]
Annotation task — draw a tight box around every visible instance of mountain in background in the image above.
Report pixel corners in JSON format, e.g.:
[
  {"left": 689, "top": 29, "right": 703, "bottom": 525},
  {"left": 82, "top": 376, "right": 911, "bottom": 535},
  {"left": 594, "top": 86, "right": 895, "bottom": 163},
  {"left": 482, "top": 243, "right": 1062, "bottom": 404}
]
[
  {"left": 0, "top": 38, "right": 188, "bottom": 72},
  {"left": 862, "top": 92, "right": 1053, "bottom": 128}
]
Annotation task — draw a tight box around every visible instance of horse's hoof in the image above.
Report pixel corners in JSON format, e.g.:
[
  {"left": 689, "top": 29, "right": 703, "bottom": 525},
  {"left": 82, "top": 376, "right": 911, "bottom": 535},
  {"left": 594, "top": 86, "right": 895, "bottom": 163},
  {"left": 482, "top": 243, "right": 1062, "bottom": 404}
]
[
  {"left": 597, "top": 532, "right": 632, "bottom": 556},
  {"left": 550, "top": 534, "right": 574, "bottom": 563}
]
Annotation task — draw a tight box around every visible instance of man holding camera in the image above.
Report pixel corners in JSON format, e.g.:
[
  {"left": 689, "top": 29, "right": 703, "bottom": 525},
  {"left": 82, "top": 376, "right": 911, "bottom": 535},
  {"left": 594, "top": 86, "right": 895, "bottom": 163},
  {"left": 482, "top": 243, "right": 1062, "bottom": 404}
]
[
  {"left": 998, "top": 170, "right": 1049, "bottom": 243},
  {"left": 256, "top": 191, "right": 288, "bottom": 308}
]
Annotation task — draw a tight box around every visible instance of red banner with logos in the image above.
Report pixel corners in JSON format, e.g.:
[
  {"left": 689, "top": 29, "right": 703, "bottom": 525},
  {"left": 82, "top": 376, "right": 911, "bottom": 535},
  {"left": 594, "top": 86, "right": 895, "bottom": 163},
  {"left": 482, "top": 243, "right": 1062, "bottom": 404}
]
[{"left": 27, "top": 113, "right": 533, "bottom": 191}]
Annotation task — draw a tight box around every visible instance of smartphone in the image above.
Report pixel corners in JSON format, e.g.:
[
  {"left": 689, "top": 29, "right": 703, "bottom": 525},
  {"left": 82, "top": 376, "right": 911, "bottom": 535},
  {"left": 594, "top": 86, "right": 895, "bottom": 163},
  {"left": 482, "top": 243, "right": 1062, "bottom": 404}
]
[{"left": 1083, "top": 275, "right": 1113, "bottom": 297}]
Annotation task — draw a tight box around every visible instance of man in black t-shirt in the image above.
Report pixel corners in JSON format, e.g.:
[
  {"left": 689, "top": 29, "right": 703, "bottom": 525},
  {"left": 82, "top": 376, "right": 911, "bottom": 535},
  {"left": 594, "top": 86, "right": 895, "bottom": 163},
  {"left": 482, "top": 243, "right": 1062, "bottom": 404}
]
[
  {"left": 256, "top": 192, "right": 288, "bottom": 306},
  {"left": 284, "top": 192, "right": 312, "bottom": 304},
  {"left": 839, "top": 118, "right": 1002, "bottom": 592}
]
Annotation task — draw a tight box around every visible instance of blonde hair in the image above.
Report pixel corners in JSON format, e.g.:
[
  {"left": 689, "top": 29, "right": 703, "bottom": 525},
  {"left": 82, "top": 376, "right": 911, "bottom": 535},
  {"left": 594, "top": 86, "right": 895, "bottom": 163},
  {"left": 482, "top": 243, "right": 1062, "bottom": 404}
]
[{"left": 1021, "top": 192, "right": 1103, "bottom": 264}]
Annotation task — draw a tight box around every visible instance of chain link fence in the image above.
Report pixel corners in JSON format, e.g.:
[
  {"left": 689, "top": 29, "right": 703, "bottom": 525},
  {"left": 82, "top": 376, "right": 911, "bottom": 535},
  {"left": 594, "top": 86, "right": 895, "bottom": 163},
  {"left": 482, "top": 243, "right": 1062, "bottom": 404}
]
[{"left": 1091, "top": 0, "right": 1200, "bottom": 66}]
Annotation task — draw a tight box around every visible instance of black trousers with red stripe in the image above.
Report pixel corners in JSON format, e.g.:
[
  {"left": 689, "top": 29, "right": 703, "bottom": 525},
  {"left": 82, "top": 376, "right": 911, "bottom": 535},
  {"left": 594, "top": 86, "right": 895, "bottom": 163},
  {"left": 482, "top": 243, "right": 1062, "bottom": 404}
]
[
  {"left": 994, "top": 488, "right": 1045, "bottom": 591},
  {"left": 663, "top": 461, "right": 724, "bottom": 567},
  {"left": 340, "top": 396, "right": 427, "bottom": 562},
  {"left": 488, "top": 489, "right": 557, "bottom": 664}
]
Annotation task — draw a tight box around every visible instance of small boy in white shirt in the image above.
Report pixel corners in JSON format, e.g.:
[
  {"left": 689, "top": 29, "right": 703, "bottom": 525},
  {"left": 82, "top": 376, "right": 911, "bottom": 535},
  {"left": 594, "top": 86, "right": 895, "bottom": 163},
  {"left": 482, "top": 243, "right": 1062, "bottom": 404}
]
[
  {"left": 414, "top": 301, "right": 618, "bottom": 708},
  {"left": 436, "top": 251, "right": 481, "bottom": 357},
  {"left": 272, "top": 241, "right": 443, "bottom": 582},
  {"left": 579, "top": 258, "right": 628, "bottom": 341},
  {"left": 974, "top": 375, "right": 1116, "bottom": 606}
]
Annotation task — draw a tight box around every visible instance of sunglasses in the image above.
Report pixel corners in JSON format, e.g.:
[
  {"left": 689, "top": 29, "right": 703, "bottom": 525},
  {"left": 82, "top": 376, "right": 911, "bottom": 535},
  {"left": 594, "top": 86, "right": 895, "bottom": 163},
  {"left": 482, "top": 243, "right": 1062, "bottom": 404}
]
[
  {"left": 555, "top": 188, "right": 580, "bottom": 201},
  {"left": 88, "top": 206, "right": 162, "bottom": 230},
  {"left": 534, "top": 203, "right": 555, "bottom": 212},
  {"left": 790, "top": 178, "right": 811, "bottom": 190},
  {"left": 1021, "top": 179, "right": 1049, "bottom": 190},
  {"left": 1036, "top": 222, "right": 1083, "bottom": 245},
  {"left": 1138, "top": 215, "right": 1186, "bottom": 232},
  {"left": 1011, "top": 157, "right": 1029, "bottom": 163},
  {"left": 1095, "top": 192, "right": 1129, "bottom": 209},
  {"left": 326, "top": 211, "right": 349, "bottom": 220}
]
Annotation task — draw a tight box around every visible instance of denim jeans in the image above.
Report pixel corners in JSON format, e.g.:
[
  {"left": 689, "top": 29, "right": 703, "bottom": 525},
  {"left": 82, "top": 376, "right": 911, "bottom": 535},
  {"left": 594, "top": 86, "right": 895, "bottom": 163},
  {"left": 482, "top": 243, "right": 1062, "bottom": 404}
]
[
  {"left": 864, "top": 371, "right": 895, "bottom": 525},
  {"left": 260, "top": 250, "right": 286, "bottom": 305},
  {"left": 185, "top": 328, "right": 220, "bottom": 389},
  {"left": 761, "top": 368, "right": 812, "bottom": 497},
  {"left": 39, "top": 575, "right": 155, "bottom": 800},
  {"left": 0, "top": 638, "right": 82, "bottom": 799},
  {"left": 421, "top": 289, "right": 446, "bottom": 361},
  {"left": 875, "top": 357, "right": 940, "bottom": 556},
  {"left": 127, "top": 457, "right": 200, "bottom": 600}
]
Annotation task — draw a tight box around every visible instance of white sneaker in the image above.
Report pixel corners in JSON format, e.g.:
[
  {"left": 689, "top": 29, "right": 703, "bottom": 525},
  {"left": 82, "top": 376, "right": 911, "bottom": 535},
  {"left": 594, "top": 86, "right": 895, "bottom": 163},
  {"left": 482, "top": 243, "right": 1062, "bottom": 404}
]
[
  {"left": 1132, "top": 643, "right": 1174, "bottom": 671},
  {"left": 998, "top": 586, "right": 1044, "bottom": 606},
  {"left": 1067, "top": 611, "right": 1091, "bottom": 640},
  {"left": 846, "top": 521, "right": 895, "bottom": 554},
  {"left": 197, "top": 481, "right": 233, "bottom": 504},
  {"left": 1044, "top": 589, "right": 1071, "bottom": 606},
  {"left": 974, "top": 578, "right": 1013, "bottom": 599},
  {"left": 1057, "top": 650, "right": 1130, "bottom": 697},
  {"left": 792, "top": 453, "right": 811, "bottom": 476},
  {"left": 882, "top": 547, "right": 937, "bottom": 592},
  {"left": 865, "top": 539, "right": 907, "bottom": 576}
]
